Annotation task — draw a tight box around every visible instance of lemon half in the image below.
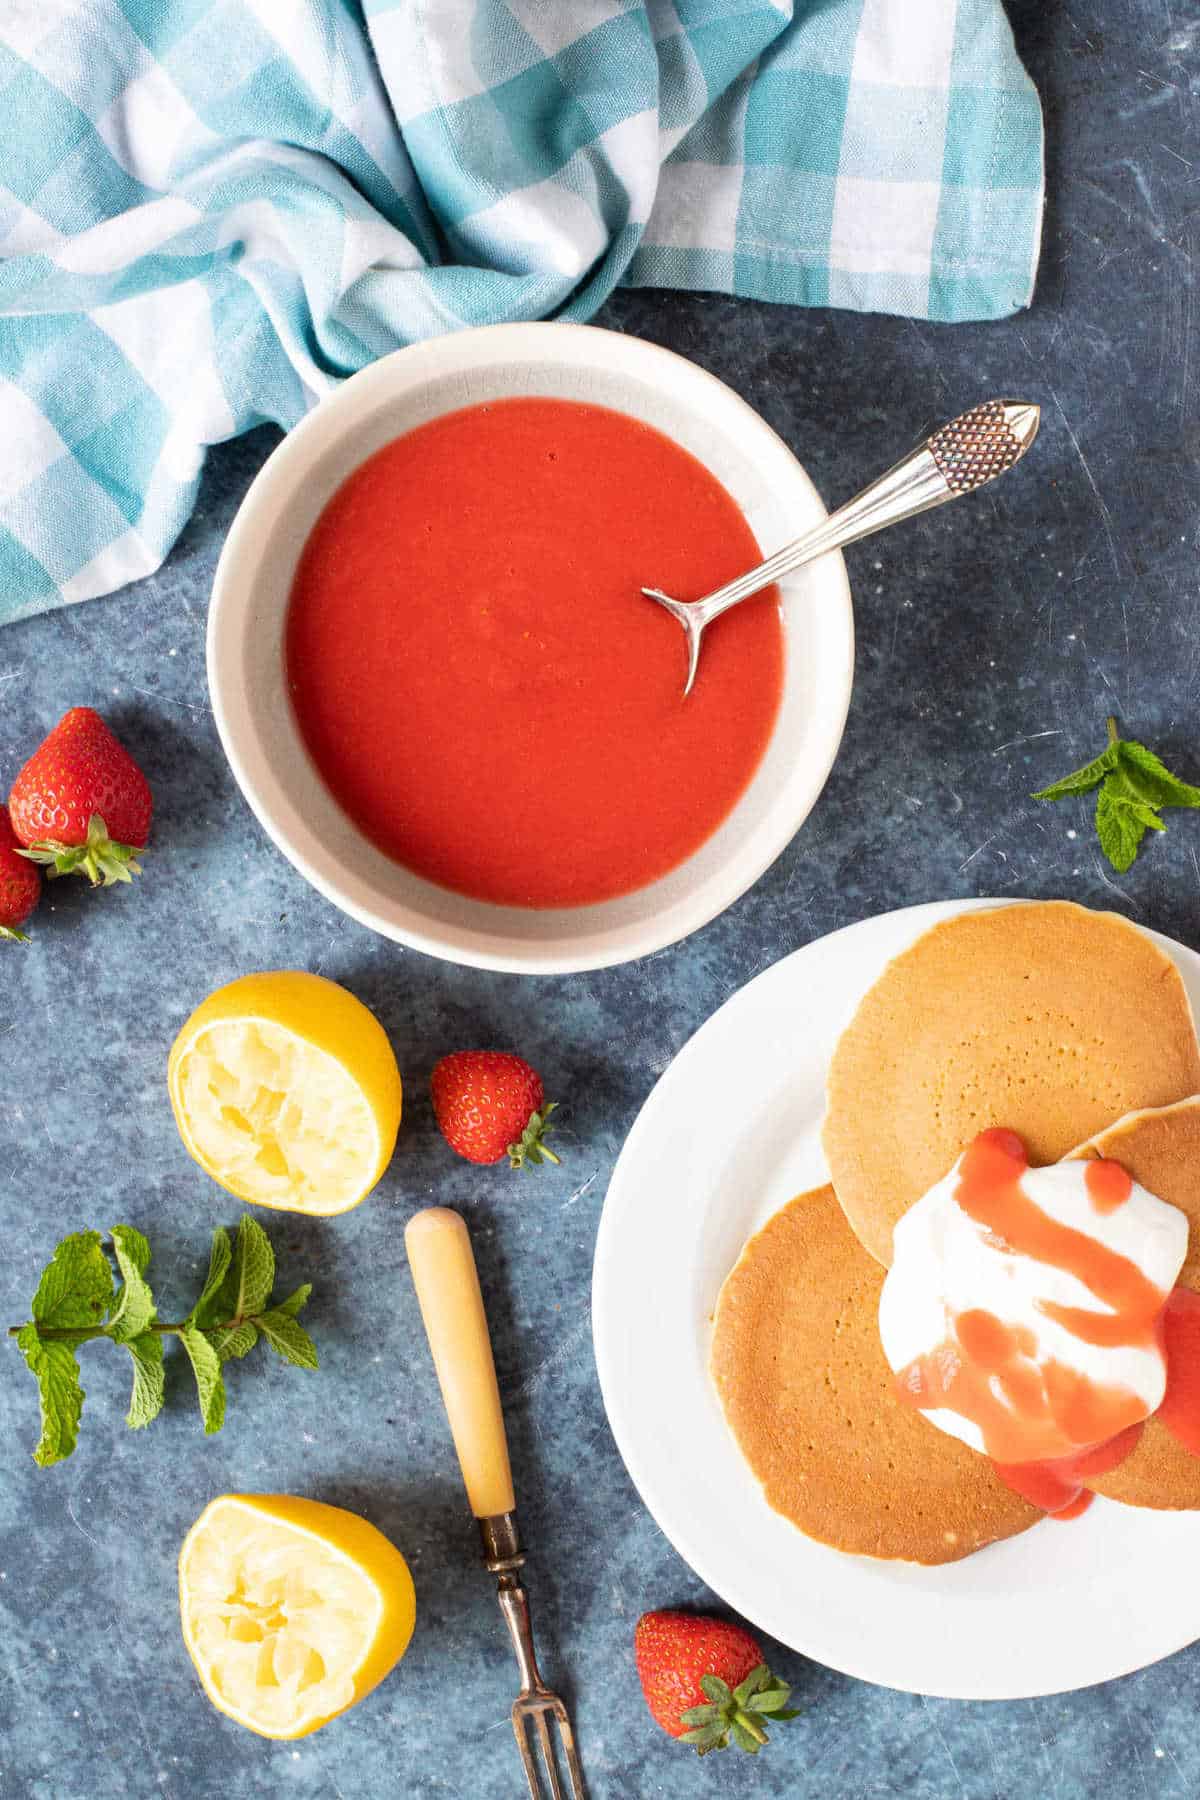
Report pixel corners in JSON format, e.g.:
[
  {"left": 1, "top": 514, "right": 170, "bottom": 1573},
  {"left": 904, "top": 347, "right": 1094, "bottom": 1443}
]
[
  {"left": 179, "top": 1493, "right": 416, "bottom": 1739},
  {"left": 168, "top": 972, "right": 402, "bottom": 1215}
]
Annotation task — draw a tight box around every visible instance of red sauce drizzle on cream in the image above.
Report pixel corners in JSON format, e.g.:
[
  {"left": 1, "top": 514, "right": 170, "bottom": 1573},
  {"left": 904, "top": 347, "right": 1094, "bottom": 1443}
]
[
  {"left": 894, "top": 1128, "right": 1173, "bottom": 1518},
  {"left": 1086, "top": 1157, "right": 1134, "bottom": 1215}
]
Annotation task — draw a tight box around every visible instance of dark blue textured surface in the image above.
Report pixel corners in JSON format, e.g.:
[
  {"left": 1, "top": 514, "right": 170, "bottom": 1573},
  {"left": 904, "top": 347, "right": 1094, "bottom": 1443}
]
[{"left": 4, "top": 3, "right": 1200, "bottom": 1795}]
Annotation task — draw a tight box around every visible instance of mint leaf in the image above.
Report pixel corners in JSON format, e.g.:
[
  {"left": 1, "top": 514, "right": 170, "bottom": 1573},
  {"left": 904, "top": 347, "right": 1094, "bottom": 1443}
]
[
  {"left": 198, "top": 1216, "right": 273, "bottom": 1327},
  {"left": 30, "top": 1231, "right": 112, "bottom": 1330},
  {"left": 1096, "top": 782, "right": 1162, "bottom": 873},
  {"left": 1034, "top": 718, "right": 1200, "bottom": 873},
  {"left": 179, "top": 1325, "right": 226, "bottom": 1433},
  {"left": 123, "top": 1331, "right": 165, "bottom": 1429},
  {"left": 210, "top": 1322, "right": 258, "bottom": 1363},
  {"left": 274, "top": 1283, "right": 311, "bottom": 1320},
  {"left": 232, "top": 1216, "right": 275, "bottom": 1319},
  {"left": 188, "top": 1227, "right": 233, "bottom": 1328},
  {"left": 1032, "top": 742, "right": 1118, "bottom": 800},
  {"left": 107, "top": 1226, "right": 156, "bottom": 1343},
  {"left": 11, "top": 1218, "right": 317, "bottom": 1462},
  {"left": 111, "top": 1225, "right": 151, "bottom": 1278},
  {"left": 256, "top": 1310, "right": 319, "bottom": 1370},
  {"left": 17, "top": 1325, "right": 86, "bottom": 1466},
  {"left": 1116, "top": 739, "right": 1200, "bottom": 808}
]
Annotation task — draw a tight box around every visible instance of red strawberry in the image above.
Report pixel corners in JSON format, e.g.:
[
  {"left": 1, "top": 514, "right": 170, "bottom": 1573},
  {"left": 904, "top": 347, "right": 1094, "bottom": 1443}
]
[
  {"left": 9, "top": 708, "right": 152, "bottom": 887},
  {"left": 0, "top": 807, "right": 41, "bottom": 942},
  {"left": 634, "top": 1611, "right": 797, "bottom": 1756},
  {"left": 430, "top": 1051, "right": 560, "bottom": 1169}
]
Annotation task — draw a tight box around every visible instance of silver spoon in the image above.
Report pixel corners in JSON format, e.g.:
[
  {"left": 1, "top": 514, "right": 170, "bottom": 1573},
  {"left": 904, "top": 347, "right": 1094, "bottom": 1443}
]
[{"left": 644, "top": 398, "right": 1040, "bottom": 695}]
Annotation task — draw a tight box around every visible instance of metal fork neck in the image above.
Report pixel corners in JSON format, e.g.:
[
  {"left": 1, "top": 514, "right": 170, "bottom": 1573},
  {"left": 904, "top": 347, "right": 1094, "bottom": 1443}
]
[
  {"left": 498, "top": 1583, "right": 545, "bottom": 1694},
  {"left": 480, "top": 1509, "right": 526, "bottom": 1582}
]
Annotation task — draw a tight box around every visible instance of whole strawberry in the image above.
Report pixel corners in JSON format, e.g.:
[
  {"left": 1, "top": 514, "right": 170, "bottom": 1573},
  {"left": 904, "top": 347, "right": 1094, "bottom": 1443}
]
[
  {"left": 9, "top": 708, "right": 151, "bottom": 887},
  {"left": 0, "top": 807, "right": 41, "bottom": 942},
  {"left": 431, "top": 1051, "right": 560, "bottom": 1169},
  {"left": 634, "top": 1611, "right": 797, "bottom": 1756}
]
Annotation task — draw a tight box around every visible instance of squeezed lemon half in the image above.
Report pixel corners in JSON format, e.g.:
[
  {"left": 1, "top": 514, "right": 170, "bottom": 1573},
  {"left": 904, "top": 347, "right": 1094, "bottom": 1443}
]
[
  {"left": 179, "top": 1494, "right": 416, "bottom": 1739},
  {"left": 168, "top": 971, "right": 402, "bottom": 1215}
]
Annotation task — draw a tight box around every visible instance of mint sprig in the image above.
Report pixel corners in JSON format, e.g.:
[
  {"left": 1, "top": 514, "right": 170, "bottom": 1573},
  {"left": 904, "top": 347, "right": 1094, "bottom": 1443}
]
[
  {"left": 9, "top": 1216, "right": 317, "bottom": 1466},
  {"left": 1034, "top": 717, "right": 1200, "bottom": 873}
]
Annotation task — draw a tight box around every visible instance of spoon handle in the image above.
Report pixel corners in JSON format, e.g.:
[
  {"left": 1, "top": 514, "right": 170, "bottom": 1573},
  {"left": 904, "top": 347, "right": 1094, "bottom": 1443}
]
[{"left": 691, "top": 399, "right": 1039, "bottom": 628}]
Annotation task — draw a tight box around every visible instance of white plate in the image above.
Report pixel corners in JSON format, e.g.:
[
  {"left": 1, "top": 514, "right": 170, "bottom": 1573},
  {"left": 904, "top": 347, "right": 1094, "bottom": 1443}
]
[{"left": 592, "top": 898, "right": 1200, "bottom": 1698}]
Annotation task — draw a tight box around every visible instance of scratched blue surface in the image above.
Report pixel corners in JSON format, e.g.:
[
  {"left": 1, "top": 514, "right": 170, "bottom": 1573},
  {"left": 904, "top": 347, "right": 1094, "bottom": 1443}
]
[{"left": 3, "top": 4, "right": 1200, "bottom": 1796}]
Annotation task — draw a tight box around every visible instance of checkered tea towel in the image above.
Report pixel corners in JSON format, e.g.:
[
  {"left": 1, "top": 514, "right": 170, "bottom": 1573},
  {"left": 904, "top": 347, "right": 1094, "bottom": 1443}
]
[{"left": 0, "top": 0, "right": 1043, "bottom": 625}]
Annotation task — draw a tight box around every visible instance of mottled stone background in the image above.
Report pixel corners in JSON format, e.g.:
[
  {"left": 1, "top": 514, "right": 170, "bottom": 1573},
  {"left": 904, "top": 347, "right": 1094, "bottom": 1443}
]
[{"left": 3, "top": 3, "right": 1199, "bottom": 1795}]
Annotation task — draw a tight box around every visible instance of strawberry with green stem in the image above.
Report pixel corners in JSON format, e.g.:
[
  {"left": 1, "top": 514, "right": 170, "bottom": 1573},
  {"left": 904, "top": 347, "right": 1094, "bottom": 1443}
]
[
  {"left": 431, "top": 1051, "right": 560, "bottom": 1169},
  {"left": 634, "top": 1610, "right": 798, "bottom": 1755},
  {"left": 9, "top": 707, "right": 151, "bottom": 887}
]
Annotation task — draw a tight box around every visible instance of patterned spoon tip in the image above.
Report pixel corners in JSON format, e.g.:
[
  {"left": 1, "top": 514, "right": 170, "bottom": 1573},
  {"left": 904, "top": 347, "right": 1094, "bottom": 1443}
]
[{"left": 930, "top": 398, "right": 1040, "bottom": 494}]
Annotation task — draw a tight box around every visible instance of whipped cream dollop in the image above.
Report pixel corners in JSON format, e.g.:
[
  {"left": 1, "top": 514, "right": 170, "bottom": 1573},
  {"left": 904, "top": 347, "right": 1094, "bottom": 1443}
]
[{"left": 878, "top": 1129, "right": 1188, "bottom": 1462}]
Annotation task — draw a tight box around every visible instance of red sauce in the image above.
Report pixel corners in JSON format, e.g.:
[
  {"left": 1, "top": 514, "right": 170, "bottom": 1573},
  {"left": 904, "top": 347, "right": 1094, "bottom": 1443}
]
[
  {"left": 285, "top": 398, "right": 784, "bottom": 908},
  {"left": 1047, "top": 1490, "right": 1094, "bottom": 1521},
  {"left": 993, "top": 1422, "right": 1145, "bottom": 1517},
  {"left": 895, "top": 1128, "right": 1176, "bottom": 1518},
  {"left": 1155, "top": 1287, "right": 1200, "bottom": 1455},
  {"left": 1086, "top": 1157, "right": 1134, "bottom": 1215}
]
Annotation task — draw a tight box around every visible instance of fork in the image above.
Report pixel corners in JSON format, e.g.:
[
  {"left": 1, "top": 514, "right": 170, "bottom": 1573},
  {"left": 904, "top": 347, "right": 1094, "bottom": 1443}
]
[
  {"left": 643, "top": 397, "right": 1041, "bottom": 695},
  {"left": 406, "top": 1207, "right": 587, "bottom": 1800}
]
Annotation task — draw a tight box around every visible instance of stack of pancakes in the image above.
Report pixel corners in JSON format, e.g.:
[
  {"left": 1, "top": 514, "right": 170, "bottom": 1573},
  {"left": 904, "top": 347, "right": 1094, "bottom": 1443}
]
[{"left": 712, "top": 901, "right": 1200, "bottom": 1564}]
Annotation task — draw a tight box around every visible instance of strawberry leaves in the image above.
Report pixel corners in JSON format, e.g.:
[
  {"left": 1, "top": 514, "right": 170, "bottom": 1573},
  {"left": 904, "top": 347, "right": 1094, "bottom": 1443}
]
[
  {"left": 1034, "top": 718, "right": 1200, "bottom": 873},
  {"left": 9, "top": 1218, "right": 317, "bottom": 1464},
  {"left": 19, "top": 813, "right": 145, "bottom": 887},
  {"left": 678, "top": 1664, "right": 799, "bottom": 1756},
  {"left": 508, "top": 1102, "right": 560, "bottom": 1171}
]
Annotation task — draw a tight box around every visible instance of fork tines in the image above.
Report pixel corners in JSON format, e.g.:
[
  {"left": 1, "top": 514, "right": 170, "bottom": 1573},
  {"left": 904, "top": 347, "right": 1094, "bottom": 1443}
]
[{"left": 512, "top": 1692, "right": 586, "bottom": 1800}]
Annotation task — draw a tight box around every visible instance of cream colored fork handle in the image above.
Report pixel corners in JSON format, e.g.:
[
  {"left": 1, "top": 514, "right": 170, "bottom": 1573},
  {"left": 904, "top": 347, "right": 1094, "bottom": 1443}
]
[{"left": 405, "top": 1207, "right": 516, "bottom": 1518}]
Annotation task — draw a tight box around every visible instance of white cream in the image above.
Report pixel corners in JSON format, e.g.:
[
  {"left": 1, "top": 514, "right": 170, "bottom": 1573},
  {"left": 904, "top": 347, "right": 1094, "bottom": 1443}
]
[{"left": 878, "top": 1154, "right": 1188, "bottom": 1456}]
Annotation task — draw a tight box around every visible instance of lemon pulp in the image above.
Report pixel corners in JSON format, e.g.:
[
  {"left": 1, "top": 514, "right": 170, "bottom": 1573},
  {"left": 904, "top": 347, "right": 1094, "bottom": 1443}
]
[
  {"left": 168, "top": 972, "right": 402, "bottom": 1216},
  {"left": 179, "top": 1495, "right": 415, "bottom": 1739}
]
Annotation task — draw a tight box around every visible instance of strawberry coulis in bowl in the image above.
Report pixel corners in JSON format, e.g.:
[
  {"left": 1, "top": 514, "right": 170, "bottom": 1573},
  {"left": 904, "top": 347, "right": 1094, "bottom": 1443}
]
[
  {"left": 207, "top": 321, "right": 854, "bottom": 971},
  {"left": 285, "top": 398, "right": 784, "bottom": 910}
]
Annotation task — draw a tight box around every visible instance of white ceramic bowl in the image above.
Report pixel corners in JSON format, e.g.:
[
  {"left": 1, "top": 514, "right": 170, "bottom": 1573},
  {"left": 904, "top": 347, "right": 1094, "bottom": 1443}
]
[{"left": 207, "top": 322, "right": 854, "bottom": 973}]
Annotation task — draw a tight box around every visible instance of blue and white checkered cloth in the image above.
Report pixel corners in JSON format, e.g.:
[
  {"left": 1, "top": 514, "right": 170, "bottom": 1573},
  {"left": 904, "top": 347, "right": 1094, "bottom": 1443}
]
[{"left": 0, "top": 0, "right": 1043, "bottom": 625}]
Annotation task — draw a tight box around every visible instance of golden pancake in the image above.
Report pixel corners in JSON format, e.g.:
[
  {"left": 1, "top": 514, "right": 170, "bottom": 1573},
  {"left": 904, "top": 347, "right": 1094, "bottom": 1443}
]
[
  {"left": 1069, "top": 1098, "right": 1200, "bottom": 1288},
  {"left": 1067, "top": 1099, "right": 1200, "bottom": 1509},
  {"left": 711, "top": 1185, "right": 1040, "bottom": 1564},
  {"left": 1081, "top": 1417, "right": 1200, "bottom": 1511},
  {"left": 823, "top": 901, "right": 1200, "bottom": 1267}
]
